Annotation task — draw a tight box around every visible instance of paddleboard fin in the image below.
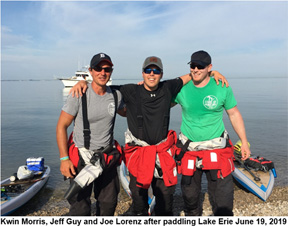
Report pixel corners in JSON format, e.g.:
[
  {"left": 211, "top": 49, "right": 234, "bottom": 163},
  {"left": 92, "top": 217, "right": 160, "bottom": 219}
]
[{"left": 272, "top": 168, "right": 277, "bottom": 178}]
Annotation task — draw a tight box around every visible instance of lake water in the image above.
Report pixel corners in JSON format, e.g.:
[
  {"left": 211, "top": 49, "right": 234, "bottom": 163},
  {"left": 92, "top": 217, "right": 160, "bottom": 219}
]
[{"left": 1, "top": 77, "right": 287, "bottom": 199}]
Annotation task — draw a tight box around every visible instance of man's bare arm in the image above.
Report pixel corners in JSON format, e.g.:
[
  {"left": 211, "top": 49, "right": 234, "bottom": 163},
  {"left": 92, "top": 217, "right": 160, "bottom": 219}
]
[{"left": 179, "top": 71, "right": 229, "bottom": 87}]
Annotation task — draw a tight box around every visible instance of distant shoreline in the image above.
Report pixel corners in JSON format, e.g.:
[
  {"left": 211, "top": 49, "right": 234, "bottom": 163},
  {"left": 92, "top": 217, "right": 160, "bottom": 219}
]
[{"left": 1, "top": 76, "right": 288, "bottom": 82}]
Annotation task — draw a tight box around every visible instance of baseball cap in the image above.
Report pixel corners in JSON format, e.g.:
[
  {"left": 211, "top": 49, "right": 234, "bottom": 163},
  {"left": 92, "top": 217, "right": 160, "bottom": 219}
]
[
  {"left": 90, "top": 53, "right": 113, "bottom": 68},
  {"left": 142, "top": 56, "right": 163, "bottom": 71},
  {"left": 188, "top": 50, "right": 211, "bottom": 67}
]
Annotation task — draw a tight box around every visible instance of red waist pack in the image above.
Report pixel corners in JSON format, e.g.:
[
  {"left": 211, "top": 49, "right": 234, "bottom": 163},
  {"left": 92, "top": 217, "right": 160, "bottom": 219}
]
[{"left": 67, "top": 133, "right": 122, "bottom": 168}]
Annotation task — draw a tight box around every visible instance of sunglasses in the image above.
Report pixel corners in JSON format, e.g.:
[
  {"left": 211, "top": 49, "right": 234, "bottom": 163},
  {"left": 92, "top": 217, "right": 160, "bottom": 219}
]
[
  {"left": 143, "top": 68, "right": 162, "bottom": 75},
  {"left": 190, "top": 63, "right": 206, "bottom": 70},
  {"left": 93, "top": 66, "right": 113, "bottom": 73}
]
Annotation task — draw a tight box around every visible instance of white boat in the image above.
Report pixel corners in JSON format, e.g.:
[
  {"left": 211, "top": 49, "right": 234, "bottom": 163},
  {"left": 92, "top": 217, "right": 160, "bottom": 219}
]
[
  {"left": 118, "top": 161, "right": 156, "bottom": 215},
  {"left": 58, "top": 66, "right": 112, "bottom": 87},
  {"left": 1, "top": 166, "right": 50, "bottom": 216}
]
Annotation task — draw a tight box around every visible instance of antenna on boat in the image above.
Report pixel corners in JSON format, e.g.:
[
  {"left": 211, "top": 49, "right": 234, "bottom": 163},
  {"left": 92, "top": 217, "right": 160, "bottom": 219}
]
[{"left": 78, "top": 56, "right": 81, "bottom": 71}]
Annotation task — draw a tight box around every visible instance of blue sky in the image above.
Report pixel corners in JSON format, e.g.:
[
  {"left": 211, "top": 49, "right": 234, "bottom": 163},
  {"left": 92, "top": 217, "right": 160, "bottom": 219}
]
[{"left": 1, "top": 0, "right": 287, "bottom": 80}]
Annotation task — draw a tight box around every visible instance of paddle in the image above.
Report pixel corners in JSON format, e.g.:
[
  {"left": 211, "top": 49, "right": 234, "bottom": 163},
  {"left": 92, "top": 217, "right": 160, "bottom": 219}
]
[
  {"left": 0, "top": 176, "right": 48, "bottom": 187},
  {"left": 234, "top": 155, "right": 261, "bottom": 182}
]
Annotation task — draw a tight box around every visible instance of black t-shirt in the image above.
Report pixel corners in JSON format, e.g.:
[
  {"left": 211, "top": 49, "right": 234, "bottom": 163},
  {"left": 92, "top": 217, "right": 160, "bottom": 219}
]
[{"left": 118, "top": 78, "right": 183, "bottom": 145}]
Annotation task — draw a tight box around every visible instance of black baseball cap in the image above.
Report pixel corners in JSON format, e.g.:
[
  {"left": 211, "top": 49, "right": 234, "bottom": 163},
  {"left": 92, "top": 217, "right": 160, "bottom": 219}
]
[
  {"left": 90, "top": 53, "right": 113, "bottom": 68},
  {"left": 188, "top": 50, "right": 211, "bottom": 67}
]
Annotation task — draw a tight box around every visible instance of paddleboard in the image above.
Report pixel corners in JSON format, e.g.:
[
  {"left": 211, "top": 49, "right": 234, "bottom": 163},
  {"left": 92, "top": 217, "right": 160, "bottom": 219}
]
[
  {"left": 1, "top": 165, "right": 50, "bottom": 216},
  {"left": 119, "top": 161, "right": 156, "bottom": 215},
  {"left": 232, "top": 141, "right": 276, "bottom": 201}
]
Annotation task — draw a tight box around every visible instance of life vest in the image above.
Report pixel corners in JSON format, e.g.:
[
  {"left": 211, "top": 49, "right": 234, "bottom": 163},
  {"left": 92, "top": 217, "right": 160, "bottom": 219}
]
[
  {"left": 176, "top": 139, "right": 235, "bottom": 179},
  {"left": 123, "top": 130, "right": 179, "bottom": 189},
  {"left": 68, "top": 132, "right": 123, "bottom": 168}
]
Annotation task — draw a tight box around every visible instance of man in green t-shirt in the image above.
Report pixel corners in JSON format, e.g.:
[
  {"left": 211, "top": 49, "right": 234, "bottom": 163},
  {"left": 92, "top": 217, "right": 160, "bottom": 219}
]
[{"left": 173, "top": 50, "right": 250, "bottom": 216}]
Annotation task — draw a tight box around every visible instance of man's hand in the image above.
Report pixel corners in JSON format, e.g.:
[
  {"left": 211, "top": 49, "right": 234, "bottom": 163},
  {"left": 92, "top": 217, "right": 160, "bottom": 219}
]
[
  {"left": 211, "top": 71, "right": 229, "bottom": 87},
  {"left": 60, "top": 159, "right": 76, "bottom": 179},
  {"left": 240, "top": 142, "right": 251, "bottom": 160},
  {"left": 69, "top": 81, "right": 89, "bottom": 98}
]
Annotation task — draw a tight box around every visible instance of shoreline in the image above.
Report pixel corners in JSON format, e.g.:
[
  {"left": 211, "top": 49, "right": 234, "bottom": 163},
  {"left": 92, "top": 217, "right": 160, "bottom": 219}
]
[{"left": 10, "top": 184, "right": 288, "bottom": 216}]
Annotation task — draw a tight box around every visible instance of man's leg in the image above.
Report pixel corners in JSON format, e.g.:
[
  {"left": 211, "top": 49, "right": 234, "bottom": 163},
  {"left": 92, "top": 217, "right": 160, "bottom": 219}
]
[
  {"left": 181, "top": 169, "right": 203, "bottom": 216},
  {"left": 68, "top": 160, "right": 93, "bottom": 216},
  {"left": 207, "top": 171, "right": 234, "bottom": 216},
  {"left": 152, "top": 177, "right": 175, "bottom": 216},
  {"left": 122, "top": 174, "right": 149, "bottom": 216},
  {"left": 94, "top": 167, "right": 120, "bottom": 216}
]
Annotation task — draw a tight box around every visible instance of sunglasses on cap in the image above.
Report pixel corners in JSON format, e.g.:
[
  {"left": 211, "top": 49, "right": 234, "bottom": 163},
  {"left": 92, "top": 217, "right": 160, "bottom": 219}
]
[
  {"left": 93, "top": 66, "right": 113, "bottom": 73},
  {"left": 143, "top": 68, "right": 162, "bottom": 75},
  {"left": 190, "top": 63, "right": 206, "bottom": 70}
]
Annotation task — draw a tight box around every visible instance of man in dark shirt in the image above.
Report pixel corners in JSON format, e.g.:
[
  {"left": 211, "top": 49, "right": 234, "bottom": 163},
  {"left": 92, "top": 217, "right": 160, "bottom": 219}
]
[{"left": 119, "top": 57, "right": 183, "bottom": 216}]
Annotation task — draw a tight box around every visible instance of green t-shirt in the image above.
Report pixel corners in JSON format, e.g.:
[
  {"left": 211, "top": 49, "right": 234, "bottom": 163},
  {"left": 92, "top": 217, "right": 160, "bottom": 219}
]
[{"left": 173, "top": 78, "right": 237, "bottom": 142}]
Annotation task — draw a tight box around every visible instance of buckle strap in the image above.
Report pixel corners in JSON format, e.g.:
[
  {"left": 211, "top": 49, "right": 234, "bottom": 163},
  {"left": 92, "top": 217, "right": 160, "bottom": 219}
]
[
  {"left": 82, "top": 89, "right": 118, "bottom": 149},
  {"left": 82, "top": 93, "right": 90, "bottom": 149}
]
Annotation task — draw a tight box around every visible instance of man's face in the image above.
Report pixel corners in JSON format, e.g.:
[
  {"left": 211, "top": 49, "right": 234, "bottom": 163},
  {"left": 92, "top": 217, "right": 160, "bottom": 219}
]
[
  {"left": 190, "top": 63, "right": 212, "bottom": 85},
  {"left": 89, "top": 61, "right": 113, "bottom": 87},
  {"left": 142, "top": 65, "right": 163, "bottom": 91}
]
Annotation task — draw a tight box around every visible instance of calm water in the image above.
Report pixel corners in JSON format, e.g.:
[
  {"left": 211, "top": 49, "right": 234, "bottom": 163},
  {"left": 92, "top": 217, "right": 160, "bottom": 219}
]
[{"left": 1, "top": 77, "right": 287, "bottom": 195}]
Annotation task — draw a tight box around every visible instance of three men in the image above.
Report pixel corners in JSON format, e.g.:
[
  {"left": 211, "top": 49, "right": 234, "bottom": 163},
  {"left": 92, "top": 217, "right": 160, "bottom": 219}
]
[{"left": 69, "top": 55, "right": 227, "bottom": 216}]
